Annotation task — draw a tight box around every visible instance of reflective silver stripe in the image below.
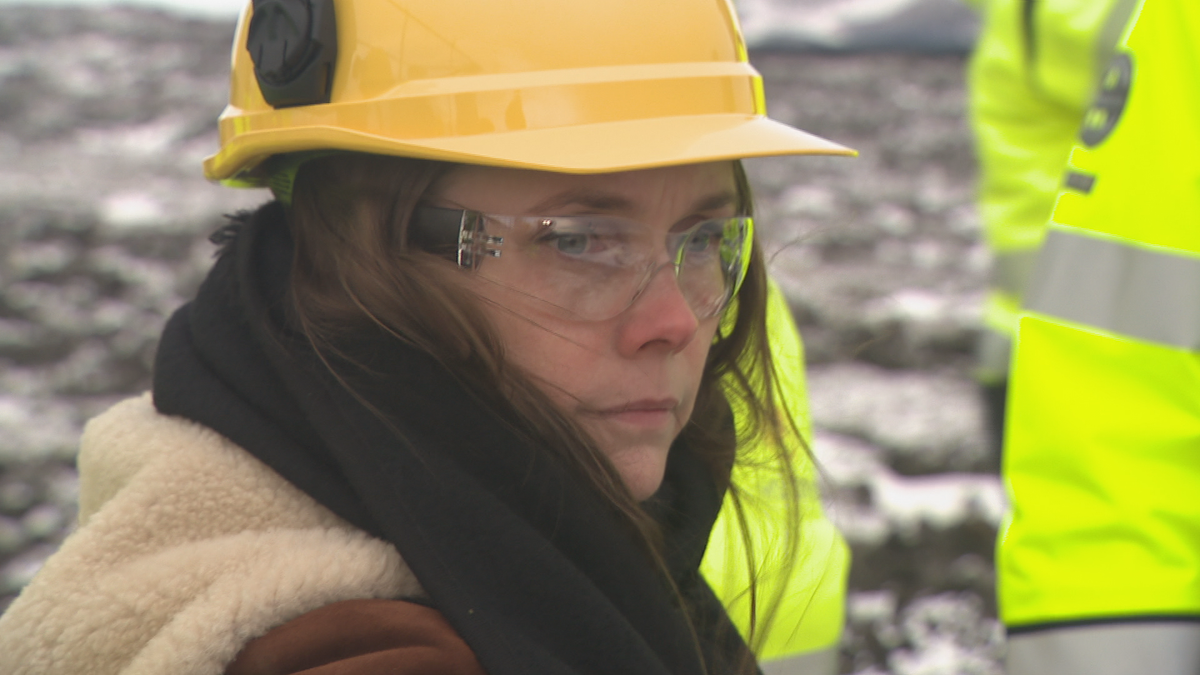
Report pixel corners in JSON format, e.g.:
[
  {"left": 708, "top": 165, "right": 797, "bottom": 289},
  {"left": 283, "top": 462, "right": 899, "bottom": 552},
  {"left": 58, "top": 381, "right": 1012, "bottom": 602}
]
[
  {"left": 992, "top": 250, "right": 1041, "bottom": 298},
  {"left": 1006, "top": 622, "right": 1200, "bottom": 675},
  {"left": 759, "top": 646, "right": 838, "bottom": 675},
  {"left": 1094, "top": 0, "right": 1141, "bottom": 80},
  {"left": 1025, "top": 229, "right": 1200, "bottom": 350},
  {"left": 1064, "top": 171, "right": 1096, "bottom": 194}
]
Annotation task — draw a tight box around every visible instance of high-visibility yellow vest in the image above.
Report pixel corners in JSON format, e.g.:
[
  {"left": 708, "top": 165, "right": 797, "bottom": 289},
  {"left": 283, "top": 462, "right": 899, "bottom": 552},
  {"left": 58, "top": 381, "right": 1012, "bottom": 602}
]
[
  {"left": 1002, "top": 0, "right": 1200, "bottom": 670},
  {"left": 705, "top": 281, "right": 849, "bottom": 673},
  {"left": 967, "top": 0, "right": 1131, "bottom": 381}
]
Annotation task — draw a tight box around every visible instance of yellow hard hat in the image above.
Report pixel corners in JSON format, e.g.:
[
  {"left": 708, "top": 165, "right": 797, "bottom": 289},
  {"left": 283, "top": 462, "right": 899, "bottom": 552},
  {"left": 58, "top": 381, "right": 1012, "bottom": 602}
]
[{"left": 203, "top": 0, "right": 854, "bottom": 186}]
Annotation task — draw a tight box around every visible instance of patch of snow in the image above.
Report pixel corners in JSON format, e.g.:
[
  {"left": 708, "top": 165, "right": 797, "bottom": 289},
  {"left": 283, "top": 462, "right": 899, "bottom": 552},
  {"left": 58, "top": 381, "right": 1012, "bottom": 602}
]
[
  {"left": 812, "top": 430, "right": 887, "bottom": 492},
  {"left": 99, "top": 191, "right": 165, "bottom": 230},
  {"left": 815, "top": 429, "right": 1005, "bottom": 538},
  {"left": 740, "top": 0, "right": 980, "bottom": 52},
  {"left": 0, "top": 0, "right": 246, "bottom": 19},
  {"left": 848, "top": 589, "right": 898, "bottom": 624},
  {"left": 861, "top": 287, "right": 985, "bottom": 343},
  {"left": 780, "top": 184, "right": 839, "bottom": 218},
  {"left": 807, "top": 363, "right": 986, "bottom": 468},
  {"left": 830, "top": 502, "right": 892, "bottom": 547},
  {"left": 891, "top": 636, "right": 1002, "bottom": 675},
  {"left": 873, "top": 203, "right": 917, "bottom": 237},
  {"left": 0, "top": 396, "right": 81, "bottom": 463},
  {"left": 76, "top": 116, "right": 190, "bottom": 157},
  {"left": 889, "top": 593, "right": 1004, "bottom": 675},
  {"left": 872, "top": 472, "right": 1005, "bottom": 534},
  {"left": 879, "top": 288, "right": 950, "bottom": 322}
]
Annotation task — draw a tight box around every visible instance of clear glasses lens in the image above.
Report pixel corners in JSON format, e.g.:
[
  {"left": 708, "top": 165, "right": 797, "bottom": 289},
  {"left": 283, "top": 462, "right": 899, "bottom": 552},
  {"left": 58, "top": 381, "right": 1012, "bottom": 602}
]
[{"left": 469, "top": 213, "right": 753, "bottom": 321}]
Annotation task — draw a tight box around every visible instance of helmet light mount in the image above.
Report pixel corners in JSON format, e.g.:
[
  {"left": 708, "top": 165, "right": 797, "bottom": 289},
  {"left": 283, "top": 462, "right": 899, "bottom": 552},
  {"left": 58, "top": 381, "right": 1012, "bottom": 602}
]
[{"left": 247, "top": 0, "right": 338, "bottom": 108}]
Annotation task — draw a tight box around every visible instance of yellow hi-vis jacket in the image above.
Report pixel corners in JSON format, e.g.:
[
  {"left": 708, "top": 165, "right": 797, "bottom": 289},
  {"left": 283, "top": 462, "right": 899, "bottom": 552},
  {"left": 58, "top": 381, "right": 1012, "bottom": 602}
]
[
  {"left": 967, "top": 0, "right": 1132, "bottom": 381},
  {"left": 705, "top": 281, "right": 849, "bottom": 674},
  {"left": 1002, "top": 1, "right": 1200, "bottom": 672}
]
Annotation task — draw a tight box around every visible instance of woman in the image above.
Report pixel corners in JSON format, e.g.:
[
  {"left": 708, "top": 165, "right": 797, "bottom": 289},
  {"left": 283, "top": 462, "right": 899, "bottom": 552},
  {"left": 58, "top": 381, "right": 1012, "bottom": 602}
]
[{"left": 0, "top": 1, "right": 853, "bottom": 673}]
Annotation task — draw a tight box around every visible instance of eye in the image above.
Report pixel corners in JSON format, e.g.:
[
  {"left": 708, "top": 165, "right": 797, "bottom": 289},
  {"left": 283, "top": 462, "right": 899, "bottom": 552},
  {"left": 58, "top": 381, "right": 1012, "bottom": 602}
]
[
  {"left": 551, "top": 232, "right": 590, "bottom": 255},
  {"left": 535, "top": 221, "right": 621, "bottom": 257},
  {"left": 682, "top": 222, "right": 725, "bottom": 256},
  {"left": 531, "top": 216, "right": 636, "bottom": 267},
  {"left": 685, "top": 232, "right": 718, "bottom": 253}
]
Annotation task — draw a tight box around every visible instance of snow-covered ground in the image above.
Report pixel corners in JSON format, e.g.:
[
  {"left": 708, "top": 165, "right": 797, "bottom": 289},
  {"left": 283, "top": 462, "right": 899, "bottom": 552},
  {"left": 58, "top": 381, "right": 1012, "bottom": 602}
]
[
  {"left": 0, "top": 6, "right": 998, "bottom": 673},
  {"left": 740, "top": 0, "right": 979, "bottom": 51}
]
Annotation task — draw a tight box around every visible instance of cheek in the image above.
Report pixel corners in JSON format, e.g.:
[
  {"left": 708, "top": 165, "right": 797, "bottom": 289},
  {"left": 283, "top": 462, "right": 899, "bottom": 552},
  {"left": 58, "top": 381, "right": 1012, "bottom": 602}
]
[
  {"left": 678, "top": 322, "right": 718, "bottom": 411},
  {"left": 488, "top": 310, "right": 608, "bottom": 402},
  {"left": 688, "top": 317, "right": 721, "bottom": 374},
  {"left": 495, "top": 310, "right": 720, "bottom": 408}
]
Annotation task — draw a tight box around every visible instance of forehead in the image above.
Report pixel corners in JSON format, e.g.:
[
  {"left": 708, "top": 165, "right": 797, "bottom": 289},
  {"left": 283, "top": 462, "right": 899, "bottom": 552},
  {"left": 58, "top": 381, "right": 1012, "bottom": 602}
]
[{"left": 429, "top": 162, "right": 739, "bottom": 216}]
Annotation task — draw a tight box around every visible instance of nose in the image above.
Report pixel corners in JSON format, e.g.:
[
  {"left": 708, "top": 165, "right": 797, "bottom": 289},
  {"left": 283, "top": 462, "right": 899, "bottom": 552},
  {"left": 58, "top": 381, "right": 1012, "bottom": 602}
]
[{"left": 616, "top": 264, "right": 700, "bottom": 356}]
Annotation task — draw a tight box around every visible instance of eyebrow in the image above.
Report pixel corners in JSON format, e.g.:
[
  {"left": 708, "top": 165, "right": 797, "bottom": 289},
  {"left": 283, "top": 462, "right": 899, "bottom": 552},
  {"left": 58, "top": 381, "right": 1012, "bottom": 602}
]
[{"left": 526, "top": 188, "right": 739, "bottom": 216}]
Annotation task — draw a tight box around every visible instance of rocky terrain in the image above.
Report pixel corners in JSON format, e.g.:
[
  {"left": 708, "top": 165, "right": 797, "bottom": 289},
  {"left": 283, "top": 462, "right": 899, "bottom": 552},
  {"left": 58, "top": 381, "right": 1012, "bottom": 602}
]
[{"left": 0, "top": 7, "right": 1000, "bottom": 674}]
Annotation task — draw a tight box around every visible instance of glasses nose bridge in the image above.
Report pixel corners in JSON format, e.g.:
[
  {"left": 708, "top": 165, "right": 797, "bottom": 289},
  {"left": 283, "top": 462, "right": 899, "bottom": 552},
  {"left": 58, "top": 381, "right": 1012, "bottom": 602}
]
[
  {"left": 626, "top": 255, "right": 689, "bottom": 314},
  {"left": 624, "top": 226, "right": 703, "bottom": 311}
]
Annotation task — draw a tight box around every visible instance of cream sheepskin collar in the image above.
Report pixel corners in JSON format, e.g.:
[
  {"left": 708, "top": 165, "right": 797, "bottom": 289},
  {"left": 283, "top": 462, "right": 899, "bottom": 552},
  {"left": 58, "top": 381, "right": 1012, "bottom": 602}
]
[{"left": 0, "top": 394, "right": 420, "bottom": 675}]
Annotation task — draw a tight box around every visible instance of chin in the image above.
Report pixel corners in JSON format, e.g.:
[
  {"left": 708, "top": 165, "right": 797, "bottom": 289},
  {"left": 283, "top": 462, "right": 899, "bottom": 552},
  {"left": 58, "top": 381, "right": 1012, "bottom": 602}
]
[{"left": 608, "top": 445, "right": 671, "bottom": 501}]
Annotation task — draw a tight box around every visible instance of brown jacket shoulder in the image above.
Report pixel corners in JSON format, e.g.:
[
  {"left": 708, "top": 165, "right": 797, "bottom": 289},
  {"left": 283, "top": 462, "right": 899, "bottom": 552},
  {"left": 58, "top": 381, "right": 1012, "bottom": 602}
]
[{"left": 228, "top": 599, "right": 485, "bottom": 675}]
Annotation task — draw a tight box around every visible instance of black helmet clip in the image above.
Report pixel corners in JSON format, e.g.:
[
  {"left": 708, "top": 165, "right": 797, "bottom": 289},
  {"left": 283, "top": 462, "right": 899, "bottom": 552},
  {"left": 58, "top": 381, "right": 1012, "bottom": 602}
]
[{"left": 247, "top": 0, "right": 338, "bottom": 108}]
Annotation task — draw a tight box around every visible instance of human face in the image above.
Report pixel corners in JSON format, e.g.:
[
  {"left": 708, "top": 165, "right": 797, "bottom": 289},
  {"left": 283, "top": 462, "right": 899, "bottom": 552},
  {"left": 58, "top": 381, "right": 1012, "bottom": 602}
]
[{"left": 428, "top": 163, "right": 737, "bottom": 500}]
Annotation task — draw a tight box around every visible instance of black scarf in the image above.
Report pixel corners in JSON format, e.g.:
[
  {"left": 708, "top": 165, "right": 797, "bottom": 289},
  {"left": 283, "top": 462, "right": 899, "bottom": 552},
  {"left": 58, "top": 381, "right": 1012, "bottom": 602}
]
[{"left": 152, "top": 202, "right": 753, "bottom": 675}]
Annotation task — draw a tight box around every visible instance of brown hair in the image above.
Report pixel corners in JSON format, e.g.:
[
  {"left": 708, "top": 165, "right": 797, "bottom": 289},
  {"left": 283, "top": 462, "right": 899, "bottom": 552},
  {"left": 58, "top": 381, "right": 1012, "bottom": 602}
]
[{"left": 284, "top": 152, "right": 806, "bottom": 669}]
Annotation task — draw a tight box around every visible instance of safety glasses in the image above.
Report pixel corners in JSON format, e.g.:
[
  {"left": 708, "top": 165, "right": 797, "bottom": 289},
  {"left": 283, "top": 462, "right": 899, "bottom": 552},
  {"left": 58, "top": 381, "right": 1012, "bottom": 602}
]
[{"left": 408, "top": 205, "right": 753, "bottom": 321}]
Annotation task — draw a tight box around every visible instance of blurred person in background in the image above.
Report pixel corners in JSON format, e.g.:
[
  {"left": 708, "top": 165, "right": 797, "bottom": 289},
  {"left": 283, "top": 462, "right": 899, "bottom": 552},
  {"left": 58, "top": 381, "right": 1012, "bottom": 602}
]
[
  {"left": 964, "top": 0, "right": 1131, "bottom": 452},
  {"left": 0, "top": 0, "right": 853, "bottom": 673},
  {"left": 972, "top": 0, "right": 1200, "bottom": 672}
]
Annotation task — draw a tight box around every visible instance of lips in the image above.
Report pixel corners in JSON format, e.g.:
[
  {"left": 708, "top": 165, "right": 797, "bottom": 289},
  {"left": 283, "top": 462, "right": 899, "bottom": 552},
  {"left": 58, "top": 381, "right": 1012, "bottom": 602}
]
[
  {"left": 594, "top": 398, "right": 679, "bottom": 415},
  {"left": 588, "top": 398, "right": 680, "bottom": 428}
]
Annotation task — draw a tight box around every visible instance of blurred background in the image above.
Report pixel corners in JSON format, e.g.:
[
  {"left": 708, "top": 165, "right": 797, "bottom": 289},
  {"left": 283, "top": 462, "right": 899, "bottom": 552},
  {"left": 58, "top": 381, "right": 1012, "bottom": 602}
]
[{"left": 0, "top": 0, "right": 1001, "bottom": 672}]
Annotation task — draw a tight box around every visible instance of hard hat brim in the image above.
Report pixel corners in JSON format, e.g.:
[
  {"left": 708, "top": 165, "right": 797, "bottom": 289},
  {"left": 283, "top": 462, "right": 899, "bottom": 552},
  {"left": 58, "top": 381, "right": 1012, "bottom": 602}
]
[{"left": 203, "top": 113, "right": 855, "bottom": 184}]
